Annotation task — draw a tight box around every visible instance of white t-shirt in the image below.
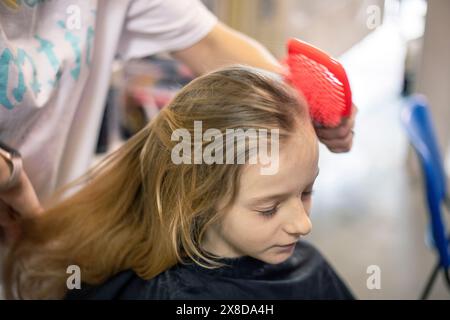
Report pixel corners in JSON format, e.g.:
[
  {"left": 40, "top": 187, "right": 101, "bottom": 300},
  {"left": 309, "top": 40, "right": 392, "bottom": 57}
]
[{"left": 0, "top": 0, "right": 217, "bottom": 201}]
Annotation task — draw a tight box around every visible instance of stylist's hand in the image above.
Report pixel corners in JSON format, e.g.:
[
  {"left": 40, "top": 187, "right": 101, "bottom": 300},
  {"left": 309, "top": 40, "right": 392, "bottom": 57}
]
[
  {"left": 0, "top": 158, "right": 43, "bottom": 245},
  {"left": 314, "top": 104, "right": 358, "bottom": 153}
]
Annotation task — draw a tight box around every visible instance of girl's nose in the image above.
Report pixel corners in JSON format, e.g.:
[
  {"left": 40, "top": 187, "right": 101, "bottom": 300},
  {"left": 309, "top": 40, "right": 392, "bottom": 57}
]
[{"left": 283, "top": 199, "right": 312, "bottom": 237}]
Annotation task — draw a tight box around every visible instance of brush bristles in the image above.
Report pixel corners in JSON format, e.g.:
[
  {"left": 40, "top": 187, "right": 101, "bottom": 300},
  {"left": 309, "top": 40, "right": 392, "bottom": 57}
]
[{"left": 286, "top": 54, "right": 347, "bottom": 127}]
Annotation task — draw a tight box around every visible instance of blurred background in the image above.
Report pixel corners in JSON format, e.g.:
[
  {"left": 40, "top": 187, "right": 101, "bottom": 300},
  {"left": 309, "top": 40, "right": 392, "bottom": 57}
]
[{"left": 96, "top": 0, "right": 450, "bottom": 299}]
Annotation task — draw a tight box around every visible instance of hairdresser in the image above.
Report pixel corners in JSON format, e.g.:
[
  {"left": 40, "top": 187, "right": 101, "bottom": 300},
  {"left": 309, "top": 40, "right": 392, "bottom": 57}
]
[{"left": 0, "top": 0, "right": 356, "bottom": 244}]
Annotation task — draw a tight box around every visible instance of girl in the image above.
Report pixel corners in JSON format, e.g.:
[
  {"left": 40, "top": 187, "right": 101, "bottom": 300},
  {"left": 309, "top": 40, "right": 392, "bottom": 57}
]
[{"left": 3, "top": 65, "right": 353, "bottom": 300}]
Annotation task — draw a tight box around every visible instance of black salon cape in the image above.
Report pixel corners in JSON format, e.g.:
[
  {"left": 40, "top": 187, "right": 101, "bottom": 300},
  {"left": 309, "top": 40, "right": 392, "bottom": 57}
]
[{"left": 65, "top": 241, "right": 354, "bottom": 300}]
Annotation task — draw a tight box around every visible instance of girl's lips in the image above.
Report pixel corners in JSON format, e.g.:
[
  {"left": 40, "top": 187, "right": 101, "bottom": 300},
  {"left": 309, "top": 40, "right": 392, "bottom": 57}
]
[
  {"left": 277, "top": 242, "right": 296, "bottom": 248},
  {"left": 274, "top": 243, "right": 296, "bottom": 251}
]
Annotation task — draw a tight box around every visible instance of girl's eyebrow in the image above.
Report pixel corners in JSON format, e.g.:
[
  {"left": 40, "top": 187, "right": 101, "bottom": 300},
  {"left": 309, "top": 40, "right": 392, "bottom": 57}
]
[
  {"left": 248, "top": 168, "right": 320, "bottom": 206},
  {"left": 249, "top": 192, "right": 290, "bottom": 206}
]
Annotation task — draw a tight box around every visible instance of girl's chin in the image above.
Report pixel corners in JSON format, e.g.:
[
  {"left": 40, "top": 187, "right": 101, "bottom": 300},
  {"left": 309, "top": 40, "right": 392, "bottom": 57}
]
[{"left": 259, "top": 250, "right": 295, "bottom": 265}]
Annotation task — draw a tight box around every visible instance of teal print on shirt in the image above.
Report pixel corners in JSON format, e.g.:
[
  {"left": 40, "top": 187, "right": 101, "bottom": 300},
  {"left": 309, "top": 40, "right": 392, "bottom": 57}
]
[
  {"left": 35, "top": 35, "right": 62, "bottom": 87},
  {"left": 86, "top": 26, "right": 94, "bottom": 66},
  {"left": 48, "top": 69, "right": 62, "bottom": 87},
  {"left": 0, "top": 48, "right": 26, "bottom": 109},
  {"left": 22, "top": 0, "right": 50, "bottom": 8},
  {"left": 35, "top": 35, "right": 60, "bottom": 71},
  {"left": 17, "top": 49, "right": 41, "bottom": 94},
  {"left": 65, "top": 32, "right": 81, "bottom": 80},
  {"left": 58, "top": 20, "right": 81, "bottom": 80}
]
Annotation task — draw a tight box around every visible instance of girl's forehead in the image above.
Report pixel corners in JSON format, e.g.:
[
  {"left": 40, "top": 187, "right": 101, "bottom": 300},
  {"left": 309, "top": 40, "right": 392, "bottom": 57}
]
[{"left": 238, "top": 132, "right": 319, "bottom": 199}]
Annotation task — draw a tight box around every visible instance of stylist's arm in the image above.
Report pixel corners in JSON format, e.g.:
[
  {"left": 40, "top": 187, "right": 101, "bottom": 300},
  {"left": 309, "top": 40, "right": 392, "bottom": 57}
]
[{"left": 0, "top": 157, "right": 43, "bottom": 245}]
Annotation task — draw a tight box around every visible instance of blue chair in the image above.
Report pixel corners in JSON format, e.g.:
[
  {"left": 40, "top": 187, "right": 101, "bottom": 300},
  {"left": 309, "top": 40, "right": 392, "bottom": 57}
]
[{"left": 401, "top": 95, "right": 450, "bottom": 299}]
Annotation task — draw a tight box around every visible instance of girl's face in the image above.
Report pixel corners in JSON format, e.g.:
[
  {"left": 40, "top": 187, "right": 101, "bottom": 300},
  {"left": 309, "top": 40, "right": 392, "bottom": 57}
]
[{"left": 202, "top": 123, "right": 319, "bottom": 264}]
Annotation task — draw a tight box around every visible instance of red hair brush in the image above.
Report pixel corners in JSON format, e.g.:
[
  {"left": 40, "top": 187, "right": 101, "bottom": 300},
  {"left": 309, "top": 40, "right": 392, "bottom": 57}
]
[{"left": 284, "top": 38, "right": 353, "bottom": 127}]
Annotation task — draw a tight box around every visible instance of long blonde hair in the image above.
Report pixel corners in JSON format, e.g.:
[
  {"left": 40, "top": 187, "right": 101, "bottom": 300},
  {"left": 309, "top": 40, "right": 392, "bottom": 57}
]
[{"left": 3, "top": 65, "right": 308, "bottom": 299}]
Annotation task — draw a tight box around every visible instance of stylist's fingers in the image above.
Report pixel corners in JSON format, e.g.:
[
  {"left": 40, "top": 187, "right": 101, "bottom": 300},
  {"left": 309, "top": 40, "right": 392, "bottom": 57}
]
[
  {"left": 315, "top": 117, "right": 353, "bottom": 140},
  {"left": 314, "top": 104, "right": 358, "bottom": 153},
  {"left": 320, "top": 130, "right": 354, "bottom": 153},
  {"left": 0, "top": 200, "right": 17, "bottom": 226},
  {"left": 0, "top": 160, "right": 42, "bottom": 245},
  {"left": 0, "top": 200, "right": 22, "bottom": 245},
  {"left": 1, "top": 171, "right": 43, "bottom": 220},
  {"left": 315, "top": 105, "right": 357, "bottom": 140}
]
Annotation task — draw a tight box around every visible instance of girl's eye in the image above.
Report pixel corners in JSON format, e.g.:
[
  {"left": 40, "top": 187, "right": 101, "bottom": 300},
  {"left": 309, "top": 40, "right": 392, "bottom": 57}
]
[{"left": 256, "top": 205, "right": 279, "bottom": 217}]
